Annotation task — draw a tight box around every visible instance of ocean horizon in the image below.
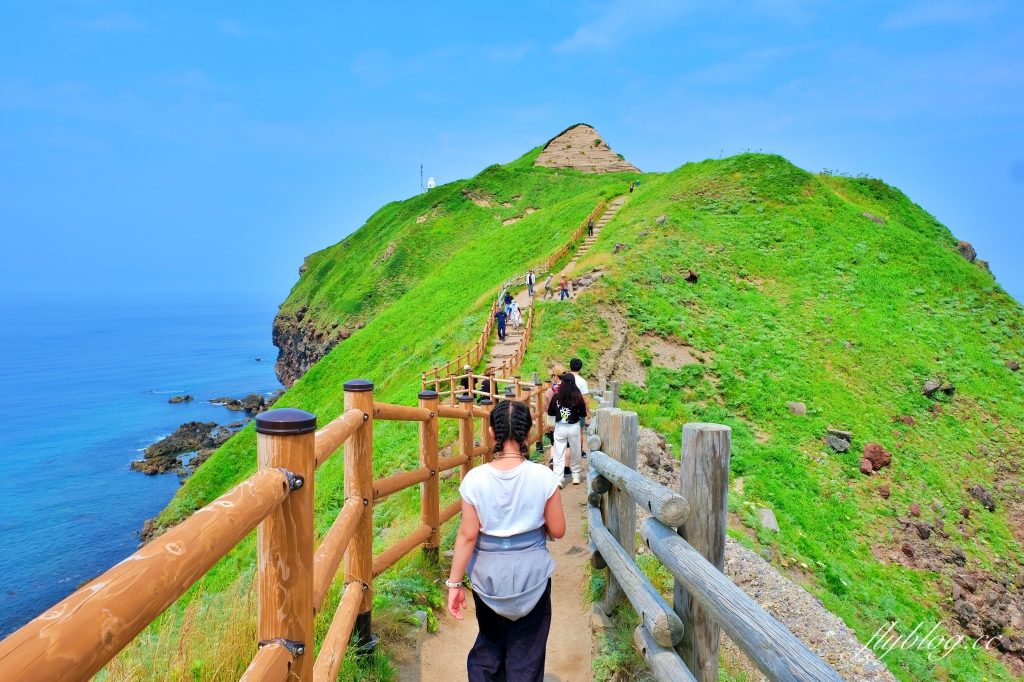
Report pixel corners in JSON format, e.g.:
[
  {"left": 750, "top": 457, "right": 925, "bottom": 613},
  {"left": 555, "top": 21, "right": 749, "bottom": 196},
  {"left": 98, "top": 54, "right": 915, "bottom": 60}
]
[{"left": 0, "top": 294, "right": 284, "bottom": 635}]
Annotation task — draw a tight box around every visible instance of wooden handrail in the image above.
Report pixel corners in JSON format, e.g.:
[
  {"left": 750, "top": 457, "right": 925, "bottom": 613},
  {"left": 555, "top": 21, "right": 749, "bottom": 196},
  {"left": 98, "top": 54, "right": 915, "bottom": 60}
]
[
  {"left": 589, "top": 451, "right": 691, "bottom": 527},
  {"left": 437, "top": 404, "right": 474, "bottom": 419},
  {"left": 0, "top": 468, "right": 293, "bottom": 682},
  {"left": 372, "top": 524, "right": 434, "bottom": 577},
  {"left": 641, "top": 519, "right": 845, "bottom": 682},
  {"left": 312, "top": 497, "right": 365, "bottom": 611},
  {"left": 373, "top": 466, "right": 434, "bottom": 500},
  {"left": 439, "top": 454, "right": 470, "bottom": 472},
  {"left": 439, "top": 499, "right": 462, "bottom": 525},
  {"left": 240, "top": 642, "right": 295, "bottom": 682},
  {"left": 634, "top": 625, "right": 697, "bottom": 682},
  {"left": 372, "top": 402, "right": 433, "bottom": 422},
  {"left": 315, "top": 408, "right": 366, "bottom": 468},
  {"left": 588, "top": 504, "right": 683, "bottom": 648},
  {"left": 313, "top": 581, "right": 365, "bottom": 682}
]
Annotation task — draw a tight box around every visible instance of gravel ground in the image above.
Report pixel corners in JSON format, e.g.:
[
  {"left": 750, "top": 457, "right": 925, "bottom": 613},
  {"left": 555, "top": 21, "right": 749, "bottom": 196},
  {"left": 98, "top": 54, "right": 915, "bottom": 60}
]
[{"left": 716, "top": 537, "right": 897, "bottom": 682}]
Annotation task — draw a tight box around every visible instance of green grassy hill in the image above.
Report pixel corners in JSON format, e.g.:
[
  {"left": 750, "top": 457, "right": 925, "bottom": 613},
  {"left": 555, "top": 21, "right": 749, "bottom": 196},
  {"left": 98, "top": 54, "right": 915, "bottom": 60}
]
[
  {"left": 120, "top": 142, "right": 1024, "bottom": 682},
  {"left": 520, "top": 154, "right": 1024, "bottom": 681}
]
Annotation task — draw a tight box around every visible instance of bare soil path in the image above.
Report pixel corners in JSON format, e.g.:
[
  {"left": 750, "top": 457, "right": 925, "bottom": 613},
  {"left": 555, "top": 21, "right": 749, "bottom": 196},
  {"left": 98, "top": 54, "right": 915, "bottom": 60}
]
[{"left": 400, "top": 473, "right": 593, "bottom": 682}]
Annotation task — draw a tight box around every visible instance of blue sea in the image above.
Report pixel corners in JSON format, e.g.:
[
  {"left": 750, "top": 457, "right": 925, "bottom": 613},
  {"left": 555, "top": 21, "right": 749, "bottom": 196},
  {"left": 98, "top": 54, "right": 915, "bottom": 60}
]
[{"left": 0, "top": 296, "right": 283, "bottom": 635}]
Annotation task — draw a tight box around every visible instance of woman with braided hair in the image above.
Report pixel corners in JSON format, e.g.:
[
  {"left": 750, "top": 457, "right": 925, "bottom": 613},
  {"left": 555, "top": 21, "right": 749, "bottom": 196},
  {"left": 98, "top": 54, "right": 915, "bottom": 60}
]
[{"left": 447, "top": 399, "right": 566, "bottom": 682}]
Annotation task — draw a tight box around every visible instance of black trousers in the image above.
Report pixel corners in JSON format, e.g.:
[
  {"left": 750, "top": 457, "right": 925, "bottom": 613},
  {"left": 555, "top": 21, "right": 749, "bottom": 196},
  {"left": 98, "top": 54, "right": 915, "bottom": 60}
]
[{"left": 467, "top": 581, "right": 552, "bottom": 682}]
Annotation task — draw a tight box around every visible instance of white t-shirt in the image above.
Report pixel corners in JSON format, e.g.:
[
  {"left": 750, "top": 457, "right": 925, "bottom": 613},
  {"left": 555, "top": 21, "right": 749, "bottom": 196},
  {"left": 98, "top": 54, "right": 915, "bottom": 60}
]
[
  {"left": 573, "top": 373, "right": 589, "bottom": 395},
  {"left": 460, "top": 460, "right": 559, "bottom": 537}
]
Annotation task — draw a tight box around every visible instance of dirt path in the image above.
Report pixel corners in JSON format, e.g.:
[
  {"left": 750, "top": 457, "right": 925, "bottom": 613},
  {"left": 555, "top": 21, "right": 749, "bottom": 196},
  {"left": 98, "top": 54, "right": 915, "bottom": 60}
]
[
  {"left": 486, "top": 288, "right": 532, "bottom": 373},
  {"left": 402, "top": 471, "right": 593, "bottom": 682}
]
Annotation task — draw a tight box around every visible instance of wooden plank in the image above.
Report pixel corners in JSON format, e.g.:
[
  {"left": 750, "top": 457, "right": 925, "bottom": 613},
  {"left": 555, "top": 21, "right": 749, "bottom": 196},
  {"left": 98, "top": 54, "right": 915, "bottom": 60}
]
[
  {"left": 0, "top": 469, "right": 291, "bottom": 682},
  {"left": 419, "top": 391, "right": 441, "bottom": 551},
  {"left": 372, "top": 402, "right": 432, "bottom": 422},
  {"left": 599, "top": 409, "right": 637, "bottom": 610},
  {"left": 314, "top": 408, "right": 365, "bottom": 468},
  {"left": 257, "top": 417, "right": 317, "bottom": 681},
  {"left": 642, "top": 519, "right": 844, "bottom": 682},
  {"left": 675, "top": 423, "right": 731, "bottom": 681},
  {"left": 239, "top": 642, "right": 293, "bottom": 682},
  {"left": 343, "top": 380, "right": 375, "bottom": 644},
  {"left": 373, "top": 467, "right": 433, "bottom": 500},
  {"left": 439, "top": 499, "right": 462, "bottom": 525},
  {"left": 437, "top": 404, "right": 474, "bottom": 419},
  {"left": 588, "top": 506, "right": 683, "bottom": 648},
  {"left": 587, "top": 463, "right": 610, "bottom": 495},
  {"left": 438, "top": 454, "right": 470, "bottom": 472},
  {"left": 312, "top": 496, "right": 365, "bottom": 611},
  {"left": 312, "top": 581, "right": 365, "bottom": 682},
  {"left": 372, "top": 525, "right": 434, "bottom": 577},
  {"left": 633, "top": 625, "right": 698, "bottom": 682},
  {"left": 589, "top": 451, "right": 690, "bottom": 527}
]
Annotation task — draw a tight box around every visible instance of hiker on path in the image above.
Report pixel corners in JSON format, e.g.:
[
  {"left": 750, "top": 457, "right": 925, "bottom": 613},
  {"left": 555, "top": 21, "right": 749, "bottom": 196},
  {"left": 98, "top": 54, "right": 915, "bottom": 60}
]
[
  {"left": 527, "top": 270, "right": 535, "bottom": 297},
  {"left": 569, "top": 358, "right": 591, "bottom": 455},
  {"left": 559, "top": 275, "right": 569, "bottom": 301},
  {"left": 542, "top": 274, "right": 554, "bottom": 300},
  {"left": 459, "top": 364, "right": 474, "bottom": 397},
  {"left": 447, "top": 400, "right": 566, "bottom": 682},
  {"left": 587, "top": 218, "right": 594, "bottom": 237},
  {"left": 504, "top": 292, "right": 514, "bottom": 306},
  {"left": 509, "top": 299, "right": 523, "bottom": 329},
  {"left": 476, "top": 368, "right": 495, "bottom": 404},
  {"left": 495, "top": 308, "right": 508, "bottom": 342},
  {"left": 547, "top": 373, "right": 586, "bottom": 487},
  {"left": 543, "top": 365, "right": 564, "bottom": 452},
  {"left": 629, "top": 181, "right": 634, "bottom": 193}
]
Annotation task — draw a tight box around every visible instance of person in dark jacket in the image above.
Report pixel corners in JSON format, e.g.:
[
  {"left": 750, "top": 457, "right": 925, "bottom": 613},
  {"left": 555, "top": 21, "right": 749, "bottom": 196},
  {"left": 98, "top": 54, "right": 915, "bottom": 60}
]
[
  {"left": 495, "top": 309, "right": 508, "bottom": 341},
  {"left": 587, "top": 218, "right": 594, "bottom": 237}
]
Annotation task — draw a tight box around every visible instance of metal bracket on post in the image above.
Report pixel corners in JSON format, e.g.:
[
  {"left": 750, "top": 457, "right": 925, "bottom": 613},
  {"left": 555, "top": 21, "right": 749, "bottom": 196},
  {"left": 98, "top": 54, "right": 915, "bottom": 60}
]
[
  {"left": 275, "top": 467, "right": 305, "bottom": 491},
  {"left": 258, "top": 638, "right": 306, "bottom": 658}
]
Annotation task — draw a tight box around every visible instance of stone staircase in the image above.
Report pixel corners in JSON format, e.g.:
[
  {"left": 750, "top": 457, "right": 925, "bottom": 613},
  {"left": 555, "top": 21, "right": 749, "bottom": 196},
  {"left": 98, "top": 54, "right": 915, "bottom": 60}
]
[{"left": 564, "top": 195, "right": 626, "bottom": 272}]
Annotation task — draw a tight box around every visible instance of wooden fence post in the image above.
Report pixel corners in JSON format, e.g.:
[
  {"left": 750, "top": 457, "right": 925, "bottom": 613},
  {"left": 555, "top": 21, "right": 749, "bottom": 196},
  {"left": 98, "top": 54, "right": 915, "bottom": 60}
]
[
  {"left": 480, "top": 398, "right": 494, "bottom": 464},
  {"left": 458, "top": 395, "right": 475, "bottom": 481},
  {"left": 676, "top": 423, "right": 731, "bottom": 681},
  {"left": 256, "top": 408, "right": 318, "bottom": 681},
  {"left": 610, "top": 381, "right": 620, "bottom": 408},
  {"left": 419, "top": 390, "right": 440, "bottom": 561},
  {"left": 343, "top": 379, "right": 376, "bottom": 651},
  {"left": 596, "top": 408, "right": 637, "bottom": 611}
]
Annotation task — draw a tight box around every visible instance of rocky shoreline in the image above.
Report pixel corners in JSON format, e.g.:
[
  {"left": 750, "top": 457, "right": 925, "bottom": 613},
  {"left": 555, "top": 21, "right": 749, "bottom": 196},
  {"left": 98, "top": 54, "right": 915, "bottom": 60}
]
[{"left": 131, "top": 390, "right": 283, "bottom": 476}]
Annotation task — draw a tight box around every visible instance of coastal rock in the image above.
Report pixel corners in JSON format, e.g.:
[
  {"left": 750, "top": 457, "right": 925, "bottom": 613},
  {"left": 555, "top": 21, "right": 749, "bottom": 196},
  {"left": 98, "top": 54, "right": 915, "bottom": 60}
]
[
  {"left": 787, "top": 401, "right": 806, "bottom": 416},
  {"left": 242, "top": 393, "right": 266, "bottom": 413},
  {"left": 859, "top": 458, "right": 873, "bottom": 475},
  {"left": 169, "top": 395, "right": 193, "bottom": 403},
  {"left": 132, "top": 421, "right": 228, "bottom": 475},
  {"left": 758, "top": 508, "right": 780, "bottom": 533},
  {"left": 273, "top": 311, "right": 354, "bottom": 387},
  {"left": 921, "top": 379, "right": 941, "bottom": 397}
]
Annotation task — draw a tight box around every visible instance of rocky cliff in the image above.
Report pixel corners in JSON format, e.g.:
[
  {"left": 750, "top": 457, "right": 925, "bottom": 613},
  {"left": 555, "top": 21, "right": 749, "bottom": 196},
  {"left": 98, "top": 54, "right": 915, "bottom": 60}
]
[{"left": 272, "top": 304, "right": 358, "bottom": 387}]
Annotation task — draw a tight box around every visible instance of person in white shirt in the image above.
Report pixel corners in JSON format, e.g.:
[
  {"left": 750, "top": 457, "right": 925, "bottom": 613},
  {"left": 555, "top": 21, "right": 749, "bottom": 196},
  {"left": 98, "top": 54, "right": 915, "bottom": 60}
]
[
  {"left": 447, "top": 400, "right": 566, "bottom": 681},
  {"left": 569, "top": 358, "right": 591, "bottom": 460}
]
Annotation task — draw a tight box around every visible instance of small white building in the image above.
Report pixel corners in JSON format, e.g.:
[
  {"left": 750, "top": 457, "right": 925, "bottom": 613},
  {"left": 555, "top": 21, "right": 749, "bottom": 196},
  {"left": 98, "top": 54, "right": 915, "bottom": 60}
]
[{"left": 426, "top": 177, "right": 436, "bottom": 190}]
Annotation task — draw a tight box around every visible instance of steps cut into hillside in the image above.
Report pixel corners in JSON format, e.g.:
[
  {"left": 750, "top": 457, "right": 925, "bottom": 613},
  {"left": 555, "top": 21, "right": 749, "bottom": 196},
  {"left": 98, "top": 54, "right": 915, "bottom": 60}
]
[{"left": 534, "top": 124, "right": 640, "bottom": 174}]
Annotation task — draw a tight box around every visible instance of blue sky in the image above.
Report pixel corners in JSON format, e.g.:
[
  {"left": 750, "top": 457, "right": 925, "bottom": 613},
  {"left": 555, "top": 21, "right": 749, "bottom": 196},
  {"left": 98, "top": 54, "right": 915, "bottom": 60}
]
[{"left": 1, "top": 1, "right": 1022, "bottom": 302}]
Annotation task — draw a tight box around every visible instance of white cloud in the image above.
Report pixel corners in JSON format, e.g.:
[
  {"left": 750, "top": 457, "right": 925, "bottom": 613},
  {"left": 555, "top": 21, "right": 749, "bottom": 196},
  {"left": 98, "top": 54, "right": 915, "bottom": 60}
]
[
  {"left": 883, "top": 1, "right": 1002, "bottom": 29},
  {"left": 554, "top": 0, "right": 697, "bottom": 53},
  {"left": 84, "top": 14, "right": 144, "bottom": 32}
]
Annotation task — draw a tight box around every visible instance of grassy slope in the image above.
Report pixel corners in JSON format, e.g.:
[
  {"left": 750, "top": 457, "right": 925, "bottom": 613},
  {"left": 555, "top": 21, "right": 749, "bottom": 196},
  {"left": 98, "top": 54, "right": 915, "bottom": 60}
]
[
  {"left": 109, "top": 148, "right": 640, "bottom": 680},
  {"left": 521, "top": 154, "right": 1024, "bottom": 681}
]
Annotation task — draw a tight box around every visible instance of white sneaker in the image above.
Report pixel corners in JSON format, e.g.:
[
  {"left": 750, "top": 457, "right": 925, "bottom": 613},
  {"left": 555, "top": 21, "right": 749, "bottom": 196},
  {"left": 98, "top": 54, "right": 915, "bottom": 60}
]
[
  {"left": 557, "top": 478, "right": 565, "bottom": 489},
  {"left": 572, "top": 474, "right": 581, "bottom": 485}
]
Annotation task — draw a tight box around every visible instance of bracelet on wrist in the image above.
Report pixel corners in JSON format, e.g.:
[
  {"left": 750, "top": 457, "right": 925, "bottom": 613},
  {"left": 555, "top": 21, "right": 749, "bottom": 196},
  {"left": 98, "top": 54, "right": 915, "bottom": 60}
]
[{"left": 445, "top": 579, "right": 463, "bottom": 589}]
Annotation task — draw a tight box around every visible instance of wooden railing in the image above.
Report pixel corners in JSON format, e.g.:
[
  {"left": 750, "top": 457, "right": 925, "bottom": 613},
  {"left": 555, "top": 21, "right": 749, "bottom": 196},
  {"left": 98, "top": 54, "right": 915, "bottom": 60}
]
[
  {"left": 424, "top": 196, "right": 612, "bottom": 387},
  {"left": 545, "top": 198, "right": 607, "bottom": 269},
  {"left": 585, "top": 408, "right": 845, "bottom": 682},
  {"left": 0, "top": 379, "right": 551, "bottom": 682}
]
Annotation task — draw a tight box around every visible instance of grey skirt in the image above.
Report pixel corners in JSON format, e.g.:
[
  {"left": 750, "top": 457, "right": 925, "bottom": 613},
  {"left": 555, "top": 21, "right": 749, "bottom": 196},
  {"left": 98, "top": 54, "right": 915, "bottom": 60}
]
[{"left": 467, "top": 528, "right": 556, "bottom": 621}]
